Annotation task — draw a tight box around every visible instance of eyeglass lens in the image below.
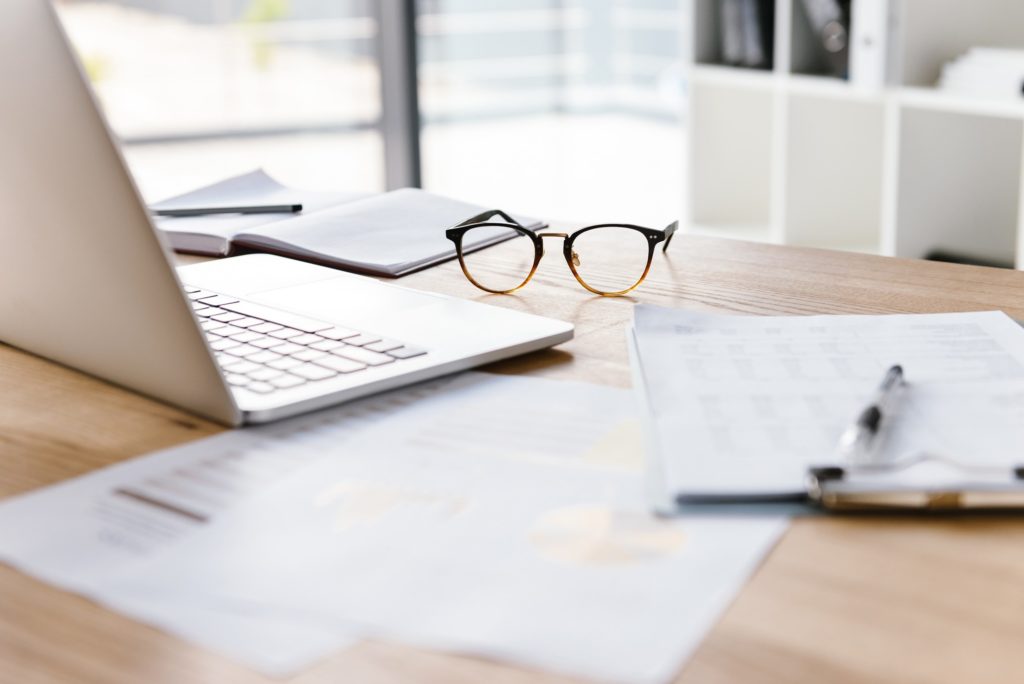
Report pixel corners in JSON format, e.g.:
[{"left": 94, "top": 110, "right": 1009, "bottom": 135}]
[
  {"left": 568, "top": 226, "right": 651, "bottom": 294},
  {"left": 458, "top": 225, "right": 537, "bottom": 292}
]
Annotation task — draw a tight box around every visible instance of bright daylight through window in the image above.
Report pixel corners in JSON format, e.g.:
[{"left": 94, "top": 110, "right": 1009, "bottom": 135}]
[{"left": 55, "top": 0, "right": 685, "bottom": 225}]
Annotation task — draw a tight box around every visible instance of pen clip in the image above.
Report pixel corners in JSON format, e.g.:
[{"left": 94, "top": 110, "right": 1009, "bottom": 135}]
[{"left": 835, "top": 365, "right": 906, "bottom": 467}]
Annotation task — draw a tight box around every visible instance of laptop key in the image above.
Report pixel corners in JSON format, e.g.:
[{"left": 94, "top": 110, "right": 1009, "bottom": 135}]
[
  {"left": 271, "top": 342, "right": 304, "bottom": 356},
  {"left": 224, "top": 344, "right": 263, "bottom": 358},
  {"left": 310, "top": 339, "right": 345, "bottom": 352},
  {"left": 269, "top": 327, "right": 303, "bottom": 340},
  {"left": 319, "top": 327, "right": 359, "bottom": 341},
  {"left": 315, "top": 355, "right": 367, "bottom": 374},
  {"left": 251, "top": 337, "right": 284, "bottom": 349},
  {"left": 225, "top": 373, "right": 249, "bottom": 386},
  {"left": 210, "top": 338, "right": 242, "bottom": 352},
  {"left": 290, "top": 364, "right": 338, "bottom": 381},
  {"left": 344, "top": 334, "right": 381, "bottom": 347},
  {"left": 387, "top": 346, "right": 427, "bottom": 360},
  {"left": 333, "top": 346, "right": 394, "bottom": 366},
  {"left": 221, "top": 301, "right": 333, "bottom": 333},
  {"left": 199, "top": 294, "right": 239, "bottom": 307},
  {"left": 209, "top": 324, "right": 245, "bottom": 337},
  {"left": 231, "top": 317, "right": 265, "bottom": 329},
  {"left": 246, "top": 381, "right": 276, "bottom": 394},
  {"left": 249, "top": 322, "right": 283, "bottom": 334},
  {"left": 268, "top": 357, "right": 304, "bottom": 371},
  {"left": 247, "top": 368, "right": 284, "bottom": 382},
  {"left": 248, "top": 351, "right": 283, "bottom": 364},
  {"left": 293, "top": 349, "right": 327, "bottom": 362},
  {"left": 187, "top": 290, "right": 211, "bottom": 300},
  {"left": 211, "top": 311, "right": 244, "bottom": 323},
  {"left": 364, "top": 339, "right": 403, "bottom": 353},
  {"left": 290, "top": 333, "right": 323, "bottom": 346},
  {"left": 270, "top": 374, "right": 307, "bottom": 389},
  {"left": 229, "top": 331, "right": 265, "bottom": 344},
  {"left": 221, "top": 360, "right": 260, "bottom": 374}
]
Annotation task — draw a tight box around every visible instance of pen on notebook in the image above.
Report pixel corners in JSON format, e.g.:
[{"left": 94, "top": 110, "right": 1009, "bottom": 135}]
[
  {"left": 836, "top": 364, "right": 905, "bottom": 465},
  {"left": 152, "top": 204, "right": 303, "bottom": 218}
]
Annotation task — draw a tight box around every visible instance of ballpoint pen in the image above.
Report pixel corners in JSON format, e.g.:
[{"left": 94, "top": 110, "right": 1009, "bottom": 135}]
[
  {"left": 153, "top": 204, "right": 303, "bottom": 218},
  {"left": 836, "top": 364, "right": 905, "bottom": 465}
]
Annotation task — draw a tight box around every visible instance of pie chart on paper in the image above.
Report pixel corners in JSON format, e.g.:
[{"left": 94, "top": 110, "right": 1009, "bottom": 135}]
[{"left": 530, "top": 505, "right": 686, "bottom": 566}]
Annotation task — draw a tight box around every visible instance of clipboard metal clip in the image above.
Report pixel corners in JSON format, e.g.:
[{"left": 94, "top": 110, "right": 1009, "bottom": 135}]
[{"left": 806, "top": 452, "right": 1024, "bottom": 512}]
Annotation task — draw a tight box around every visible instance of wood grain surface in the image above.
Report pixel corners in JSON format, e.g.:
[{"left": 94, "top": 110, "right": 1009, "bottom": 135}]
[{"left": 3, "top": 234, "right": 1024, "bottom": 684}]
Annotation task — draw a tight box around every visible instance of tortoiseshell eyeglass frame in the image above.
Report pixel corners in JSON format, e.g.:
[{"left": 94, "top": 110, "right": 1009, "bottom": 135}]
[{"left": 445, "top": 210, "right": 677, "bottom": 296}]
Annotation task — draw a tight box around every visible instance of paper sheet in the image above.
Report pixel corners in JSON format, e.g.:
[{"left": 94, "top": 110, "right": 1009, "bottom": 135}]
[
  {"left": 0, "top": 372, "right": 786, "bottom": 683},
  {"left": 633, "top": 306, "right": 1024, "bottom": 497},
  {"left": 0, "top": 377, "right": 462, "bottom": 672},
  {"left": 240, "top": 188, "right": 542, "bottom": 273}
]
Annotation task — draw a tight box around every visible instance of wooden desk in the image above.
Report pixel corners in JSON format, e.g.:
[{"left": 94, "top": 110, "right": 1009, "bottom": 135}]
[{"left": 4, "top": 235, "right": 1024, "bottom": 683}]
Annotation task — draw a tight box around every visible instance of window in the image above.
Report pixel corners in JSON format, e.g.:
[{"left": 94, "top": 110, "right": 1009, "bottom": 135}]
[
  {"left": 56, "top": 0, "right": 386, "bottom": 201},
  {"left": 56, "top": 0, "right": 686, "bottom": 224},
  {"left": 417, "top": 0, "right": 685, "bottom": 225}
]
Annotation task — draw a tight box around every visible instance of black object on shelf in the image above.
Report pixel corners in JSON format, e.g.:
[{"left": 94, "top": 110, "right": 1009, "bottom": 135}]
[
  {"left": 925, "top": 249, "right": 1014, "bottom": 270},
  {"left": 797, "top": 0, "right": 851, "bottom": 78},
  {"left": 720, "top": 0, "right": 775, "bottom": 70}
]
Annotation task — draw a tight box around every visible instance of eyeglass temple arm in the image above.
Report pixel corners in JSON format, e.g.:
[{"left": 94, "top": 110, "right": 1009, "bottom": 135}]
[
  {"left": 454, "top": 209, "right": 522, "bottom": 229},
  {"left": 662, "top": 220, "right": 678, "bottom": 252}
]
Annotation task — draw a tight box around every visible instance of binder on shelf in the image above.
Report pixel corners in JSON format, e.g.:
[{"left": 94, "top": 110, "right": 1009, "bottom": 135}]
[
  {"left": 798, "top": 0, "right": 851, "bottom": 78},
  {"left": 720, "top": 0, "right": 775, "bottom": 69},
  {"left": 720, "top": 0, "right": 745, "bottom": 65},
  {"left": 850, "top": 0, "right": 901, "bottom": 89}
]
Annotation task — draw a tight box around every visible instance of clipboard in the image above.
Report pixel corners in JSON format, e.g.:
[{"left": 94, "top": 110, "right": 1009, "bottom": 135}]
[
  {"left": 806, "top": 454, "right": 1024, "bottom": 512},
  {"left": 654, "top": 456, "right": 1024, "bottom": 516},
  {"left": 626, "top": 318, "right": 1024, "bottom": 518}
]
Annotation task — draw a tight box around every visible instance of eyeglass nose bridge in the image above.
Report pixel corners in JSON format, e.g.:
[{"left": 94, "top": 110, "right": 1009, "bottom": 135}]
[{"left": 534, "top": 232, "right": 570, "bottom": 260}]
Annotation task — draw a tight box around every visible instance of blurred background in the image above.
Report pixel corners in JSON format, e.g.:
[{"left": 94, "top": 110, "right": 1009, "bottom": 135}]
[
  {"left": 54, "top": 0, "right": 686, "bottom": 226},
  {"left": 53, "top": 0, "right": 1024, "bottom": 268}
]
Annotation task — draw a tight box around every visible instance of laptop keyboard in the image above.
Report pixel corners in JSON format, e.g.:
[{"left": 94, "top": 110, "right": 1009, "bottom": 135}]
[{"left": 184, "top": 286, "right": 427, "bottom": 395}]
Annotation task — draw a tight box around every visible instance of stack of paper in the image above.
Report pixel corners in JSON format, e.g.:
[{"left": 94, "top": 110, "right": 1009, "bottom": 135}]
[
  {"left": 0, "top": 373, "right": 786, "bottom": 683},
  {"left": 630, "top": 305, "right": 1024, "bottom": 510},
  {"left": 938, "top": 48, "right": 1024, "bottom": 102}
]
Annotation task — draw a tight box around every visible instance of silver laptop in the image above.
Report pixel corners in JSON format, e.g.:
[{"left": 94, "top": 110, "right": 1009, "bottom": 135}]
[{"left": 0, "top": 1, "right": 573, "bottom": 426}]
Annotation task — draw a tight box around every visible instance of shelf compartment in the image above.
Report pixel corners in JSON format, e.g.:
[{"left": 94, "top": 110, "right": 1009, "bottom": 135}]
[
  {"left": 894, "top": 106, "right": 1021, "bottom": 267},
  {"left": 782, "top": 92, "right": 885, "bottom": 252},
  {"left": 687, "top": 79, "right": 776, "bottom": 230},
  {"left": 897, "top": 0, "right": 1024, "bottom": 88}
]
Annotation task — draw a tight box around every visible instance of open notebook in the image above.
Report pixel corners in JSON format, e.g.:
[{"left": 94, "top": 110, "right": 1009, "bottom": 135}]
[{"left": 152, "top": 170, "right": 543, "bottom": 277}]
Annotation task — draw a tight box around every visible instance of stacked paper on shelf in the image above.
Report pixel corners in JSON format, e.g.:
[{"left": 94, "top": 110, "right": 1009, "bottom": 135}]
[{"left": 939, "top": 48, "right": 1024, "bottom": 102}]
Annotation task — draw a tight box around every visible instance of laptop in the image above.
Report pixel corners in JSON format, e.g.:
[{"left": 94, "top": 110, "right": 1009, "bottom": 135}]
[{"left": 0, "top": 1, "right": 573, "bottom": 426}]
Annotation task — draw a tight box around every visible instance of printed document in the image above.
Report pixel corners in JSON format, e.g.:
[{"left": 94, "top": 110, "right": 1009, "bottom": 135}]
[
  {"left": 632, "top": 306, "right": 1024, "bottom": 499},
  {"left": 0, "top": 372, "right": 786, "bottom": 683}
]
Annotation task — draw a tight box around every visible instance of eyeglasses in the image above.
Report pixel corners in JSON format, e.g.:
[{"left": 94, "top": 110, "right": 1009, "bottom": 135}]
[{"left": 446, "top": 210, "right": 677, "bottom": 296}]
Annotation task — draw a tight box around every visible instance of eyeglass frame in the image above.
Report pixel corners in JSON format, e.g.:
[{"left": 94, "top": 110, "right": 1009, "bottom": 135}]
[{"left": 445, "top": 210, "right": 678, "bottom": 296}]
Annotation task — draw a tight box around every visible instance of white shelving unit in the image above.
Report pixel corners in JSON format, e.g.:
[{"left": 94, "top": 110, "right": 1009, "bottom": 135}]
[{"left": 683, "top": 0, "right": 1024, "bottom": 268}]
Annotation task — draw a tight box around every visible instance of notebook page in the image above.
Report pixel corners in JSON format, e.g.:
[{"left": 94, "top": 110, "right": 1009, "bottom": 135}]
[
  {"left": 237, "top": 188, "right": 540, "bottom": 276},
  {"left": 152, "top": 170, "right": 365, "bottom": 253}
]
